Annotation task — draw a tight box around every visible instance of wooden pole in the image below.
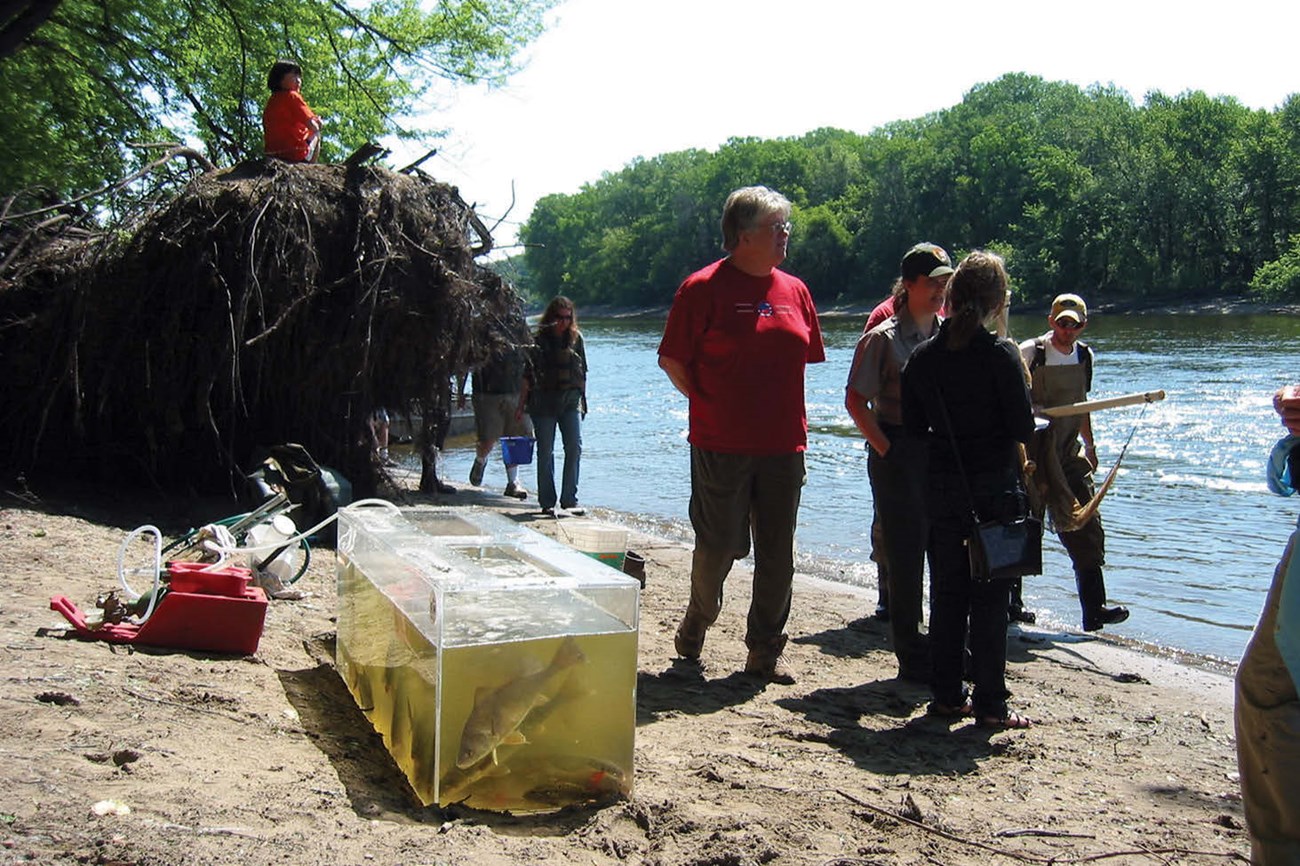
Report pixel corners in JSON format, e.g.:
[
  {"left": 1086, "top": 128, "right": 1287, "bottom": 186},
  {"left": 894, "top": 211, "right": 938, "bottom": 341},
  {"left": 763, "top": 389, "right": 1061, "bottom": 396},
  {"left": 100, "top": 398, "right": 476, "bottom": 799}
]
[{"left": 1039, "top": 390, "right": 1166, "bottom": 418}]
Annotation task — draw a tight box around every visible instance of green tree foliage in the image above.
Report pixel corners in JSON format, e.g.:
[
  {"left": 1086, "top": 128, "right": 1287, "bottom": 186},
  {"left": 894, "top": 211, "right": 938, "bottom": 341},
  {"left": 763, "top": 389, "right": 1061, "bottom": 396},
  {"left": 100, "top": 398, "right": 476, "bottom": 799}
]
[
  {"left": 522, "top": 148, "right": 719, "bottom": 307},
  {"left": 783, "top": 203, "right": 851, "bottom": 303},
  {"left": 521, "top": 74, "right": 1300, "bottom": 308},
  {"left": 1250, "top": 235, "right": 1300, "bottom": 300},
  {"left": 0, "top": 0, "right": 555, "bottom": 200}
]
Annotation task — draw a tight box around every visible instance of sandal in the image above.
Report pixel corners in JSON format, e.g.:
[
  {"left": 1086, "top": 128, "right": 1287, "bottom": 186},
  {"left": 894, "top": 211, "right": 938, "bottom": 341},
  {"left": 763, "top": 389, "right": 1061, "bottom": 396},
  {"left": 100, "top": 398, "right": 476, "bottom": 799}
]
[
  {"left": 926, "top": 699, "right": 973, "bottom": 719},
  {"left": 976, "top": 711, "right": 1032, "bottom": 730}
]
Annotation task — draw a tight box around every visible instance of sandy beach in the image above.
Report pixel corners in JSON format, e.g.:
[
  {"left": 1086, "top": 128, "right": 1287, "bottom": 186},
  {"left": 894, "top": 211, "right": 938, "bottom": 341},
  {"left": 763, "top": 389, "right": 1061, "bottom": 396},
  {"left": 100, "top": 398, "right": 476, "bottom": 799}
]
[{"left": 1, "top": 478, "right": 1251, "bottom": 865}]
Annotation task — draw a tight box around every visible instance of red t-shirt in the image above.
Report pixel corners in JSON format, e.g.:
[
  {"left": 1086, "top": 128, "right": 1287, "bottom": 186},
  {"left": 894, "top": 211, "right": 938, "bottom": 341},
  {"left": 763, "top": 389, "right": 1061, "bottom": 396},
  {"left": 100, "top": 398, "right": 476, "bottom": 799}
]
[
  {"left": 263, "top": 90, "right": 318, "bottom": 162},
  {"left": 862, "top": 294, "right": 896, "bottom": 334},
  {"left": 659, "top": 258, "right": 825, "bottom": 455}
]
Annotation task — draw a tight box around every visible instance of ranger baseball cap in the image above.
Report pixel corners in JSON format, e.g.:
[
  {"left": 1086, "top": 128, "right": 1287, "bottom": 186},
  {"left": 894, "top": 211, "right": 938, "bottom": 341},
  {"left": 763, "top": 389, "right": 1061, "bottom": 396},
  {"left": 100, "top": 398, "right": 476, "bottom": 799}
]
[{"left": 900, "top": 242, "right": 955, "bottom": 281}]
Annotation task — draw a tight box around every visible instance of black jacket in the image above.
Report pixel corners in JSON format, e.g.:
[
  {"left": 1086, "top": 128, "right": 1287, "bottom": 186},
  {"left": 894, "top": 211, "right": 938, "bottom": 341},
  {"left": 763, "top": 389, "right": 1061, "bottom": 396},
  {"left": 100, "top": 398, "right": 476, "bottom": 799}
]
[{"left": 900, "top": 320, "right": 1035, "bottom": 478}]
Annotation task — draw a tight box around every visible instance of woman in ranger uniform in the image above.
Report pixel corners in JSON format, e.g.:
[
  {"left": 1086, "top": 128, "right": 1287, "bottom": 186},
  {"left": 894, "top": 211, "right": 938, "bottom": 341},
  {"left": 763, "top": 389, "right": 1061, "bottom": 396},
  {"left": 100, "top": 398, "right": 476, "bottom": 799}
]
[{"left": 845, "top": 242, "right": 950, "bottom": 682}]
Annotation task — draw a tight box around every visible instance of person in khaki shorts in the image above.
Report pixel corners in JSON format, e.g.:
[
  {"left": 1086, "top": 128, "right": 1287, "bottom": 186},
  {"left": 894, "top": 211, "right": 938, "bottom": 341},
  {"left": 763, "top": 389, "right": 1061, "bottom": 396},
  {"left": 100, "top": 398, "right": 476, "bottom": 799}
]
[{"left": 467, "top": 344, "right": 532, "bottom": 500}]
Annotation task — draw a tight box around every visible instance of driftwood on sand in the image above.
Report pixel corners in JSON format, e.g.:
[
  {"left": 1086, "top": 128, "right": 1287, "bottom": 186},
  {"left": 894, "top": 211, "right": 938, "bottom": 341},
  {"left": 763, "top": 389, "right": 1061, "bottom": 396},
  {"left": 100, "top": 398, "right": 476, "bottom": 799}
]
[{"left": 0, "top": 158, "right": 527, "bottom": 497}]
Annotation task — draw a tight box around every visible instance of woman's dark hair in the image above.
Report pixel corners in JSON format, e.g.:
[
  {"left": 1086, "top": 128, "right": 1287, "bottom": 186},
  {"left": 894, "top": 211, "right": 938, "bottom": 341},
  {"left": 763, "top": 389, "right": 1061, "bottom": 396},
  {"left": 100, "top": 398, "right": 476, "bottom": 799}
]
[
  {"left": 267, "top": 60, "right": 302, "bottom": 92},
  {"left": 944, "top": 250, "right": 1008, "bottom": 350},
  {"left": 538, "top": 296, "right": 579, "bottom": 340}
]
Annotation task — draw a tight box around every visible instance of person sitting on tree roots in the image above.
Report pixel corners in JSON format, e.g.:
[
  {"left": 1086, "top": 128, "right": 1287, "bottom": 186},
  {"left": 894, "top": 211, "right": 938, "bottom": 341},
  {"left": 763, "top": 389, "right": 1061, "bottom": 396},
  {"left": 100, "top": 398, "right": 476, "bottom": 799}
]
[{"left": 263, "top": 60, "right": 322, "bottom": 163}]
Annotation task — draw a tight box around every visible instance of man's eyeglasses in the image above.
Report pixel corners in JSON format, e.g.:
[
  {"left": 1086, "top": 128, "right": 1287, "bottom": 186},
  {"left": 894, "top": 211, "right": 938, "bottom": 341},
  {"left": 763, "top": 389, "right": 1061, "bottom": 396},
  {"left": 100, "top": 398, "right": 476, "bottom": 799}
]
[
  {"left": 755, "top": 220, "right": 792, "bottom": 235},
  {"left": 1054, "top": 318, "right": 1084, "bottom": 330},
  {"left": 554, "top": 314, "right": 573, "bottom": 322}
]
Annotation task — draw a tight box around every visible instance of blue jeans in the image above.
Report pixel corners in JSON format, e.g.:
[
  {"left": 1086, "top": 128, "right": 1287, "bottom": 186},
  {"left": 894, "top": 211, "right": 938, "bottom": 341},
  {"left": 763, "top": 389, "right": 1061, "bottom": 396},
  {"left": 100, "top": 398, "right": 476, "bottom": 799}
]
[{"left": 530, "top": 404, "right": 582, "bottom": 509}]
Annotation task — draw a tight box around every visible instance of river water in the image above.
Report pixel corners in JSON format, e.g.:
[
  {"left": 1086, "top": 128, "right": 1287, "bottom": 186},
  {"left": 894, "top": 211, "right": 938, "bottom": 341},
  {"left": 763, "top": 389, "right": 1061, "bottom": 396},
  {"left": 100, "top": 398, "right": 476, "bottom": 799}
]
[{"left": 441, "top": 312, "right": 1299, "bottom": 665}]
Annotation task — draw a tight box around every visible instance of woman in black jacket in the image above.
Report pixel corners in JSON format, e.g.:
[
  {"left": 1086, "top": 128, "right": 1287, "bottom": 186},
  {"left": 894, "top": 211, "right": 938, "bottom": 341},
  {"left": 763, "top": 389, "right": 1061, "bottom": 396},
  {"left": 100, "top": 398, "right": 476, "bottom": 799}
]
[
  {"left": 900, "top": 251, "right": 1036, "bottom": 729},
  {"left": 519, "top": 296, "right": 588, "bottom": 516}
]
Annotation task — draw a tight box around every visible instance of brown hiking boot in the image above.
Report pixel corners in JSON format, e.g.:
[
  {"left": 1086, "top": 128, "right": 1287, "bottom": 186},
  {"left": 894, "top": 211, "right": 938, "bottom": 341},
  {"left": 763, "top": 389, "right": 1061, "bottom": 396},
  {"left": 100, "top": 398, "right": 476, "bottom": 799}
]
[
  {"left": 674, "top": 615, "right": 707, "bottom": 660},
  {"left": 745, "top": 651, "right": 796, "bottom": 684},
  {"left": 744, "top": 634, "right": 796, "bottom": 684}
]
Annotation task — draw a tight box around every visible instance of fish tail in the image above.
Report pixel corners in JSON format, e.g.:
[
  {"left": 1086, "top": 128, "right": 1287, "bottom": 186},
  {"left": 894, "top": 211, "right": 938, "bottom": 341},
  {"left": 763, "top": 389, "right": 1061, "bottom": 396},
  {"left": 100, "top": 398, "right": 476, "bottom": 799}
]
[{"left": 552, "top": 635, "right": 585, "bottom": 669}]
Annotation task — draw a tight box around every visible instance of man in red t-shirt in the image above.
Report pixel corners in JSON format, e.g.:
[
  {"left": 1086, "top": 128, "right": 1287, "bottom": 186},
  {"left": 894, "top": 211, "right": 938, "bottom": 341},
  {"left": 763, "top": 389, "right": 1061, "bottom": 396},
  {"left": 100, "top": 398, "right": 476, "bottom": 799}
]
[
  {"left": 263, "top": 60, "right": 322, "bottom": 163},
  {"left": 658, "top": 185, "right": 825, "bottom": 684}
]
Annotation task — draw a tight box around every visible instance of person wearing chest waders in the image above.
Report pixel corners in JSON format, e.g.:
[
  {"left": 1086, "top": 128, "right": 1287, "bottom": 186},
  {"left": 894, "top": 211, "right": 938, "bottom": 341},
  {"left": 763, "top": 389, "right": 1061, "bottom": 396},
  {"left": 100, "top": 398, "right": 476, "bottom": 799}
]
[
  {"left": 1017, "top": 294, "right": 1129, "bottom": 632},
  {"left": 468, "top": 327, "right": 533, "bottom": 501}
]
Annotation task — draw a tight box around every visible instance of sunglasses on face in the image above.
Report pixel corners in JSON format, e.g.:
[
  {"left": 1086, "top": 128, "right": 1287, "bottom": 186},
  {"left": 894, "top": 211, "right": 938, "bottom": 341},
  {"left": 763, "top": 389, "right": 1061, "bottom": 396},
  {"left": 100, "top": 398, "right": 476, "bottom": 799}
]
[
  {"left": 1054, "top": 318, "right": 1084, "bottom": 330},
  {"left": 553, "top": 314, "right": 573, "bottom": 322}
]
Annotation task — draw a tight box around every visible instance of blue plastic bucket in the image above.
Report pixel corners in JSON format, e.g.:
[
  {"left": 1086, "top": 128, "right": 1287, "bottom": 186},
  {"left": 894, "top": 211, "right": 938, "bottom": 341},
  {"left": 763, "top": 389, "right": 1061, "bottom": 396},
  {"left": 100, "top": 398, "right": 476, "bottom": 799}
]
[{"left": 500, "top": 436, "right": 535, "bottom": 465}]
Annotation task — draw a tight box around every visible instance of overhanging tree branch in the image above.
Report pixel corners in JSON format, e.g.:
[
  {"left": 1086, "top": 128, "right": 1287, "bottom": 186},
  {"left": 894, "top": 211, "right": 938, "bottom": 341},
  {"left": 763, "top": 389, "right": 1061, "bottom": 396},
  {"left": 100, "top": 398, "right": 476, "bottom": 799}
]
[
  {"left": 0, "top": 0, "right": 63, "bottom": 60},
  {"left": 4, "top": 143, "right": 214, "bottom": 222},
  {"left": 1, "top": 0, "right": 557, "bottom": 199},
  {"left": 326, "top": 0, "right": 412, "bottom": 56}
]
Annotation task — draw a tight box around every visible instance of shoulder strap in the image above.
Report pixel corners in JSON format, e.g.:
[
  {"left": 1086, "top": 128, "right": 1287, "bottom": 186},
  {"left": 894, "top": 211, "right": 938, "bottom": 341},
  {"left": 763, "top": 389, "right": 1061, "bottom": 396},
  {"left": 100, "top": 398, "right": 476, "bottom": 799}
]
[
  {"left": 1030, "top": 337, "right": 1091, "bottom": 387},
  {"left": 1077, "top": 340, "right": 1093, "bottom": 391},
  {"left": 1029, "top": 337, "right": 1047, "bottom": 373}
]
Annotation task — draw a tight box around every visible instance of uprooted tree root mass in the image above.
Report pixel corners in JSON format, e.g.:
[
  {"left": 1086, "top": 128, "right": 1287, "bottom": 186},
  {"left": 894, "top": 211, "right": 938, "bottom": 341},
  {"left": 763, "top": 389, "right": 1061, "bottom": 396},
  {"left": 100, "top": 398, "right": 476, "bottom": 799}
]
[{"left": 0, "top": 159, "right": 525, "bottom": 496}]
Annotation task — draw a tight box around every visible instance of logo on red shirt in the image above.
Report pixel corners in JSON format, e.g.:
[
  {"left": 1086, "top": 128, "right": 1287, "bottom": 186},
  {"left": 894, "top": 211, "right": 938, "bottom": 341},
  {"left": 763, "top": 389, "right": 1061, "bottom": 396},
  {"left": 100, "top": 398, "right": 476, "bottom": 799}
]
[{"left": 734, "top": 302, "right": 790, "bottom": 317}]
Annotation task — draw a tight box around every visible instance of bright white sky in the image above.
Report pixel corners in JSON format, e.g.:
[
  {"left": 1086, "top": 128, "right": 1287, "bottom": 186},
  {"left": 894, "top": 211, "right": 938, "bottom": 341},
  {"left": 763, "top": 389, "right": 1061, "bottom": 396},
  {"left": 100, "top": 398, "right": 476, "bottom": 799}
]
[{"left": 401, "top": 0, "right": 1299, "bottom": 253}]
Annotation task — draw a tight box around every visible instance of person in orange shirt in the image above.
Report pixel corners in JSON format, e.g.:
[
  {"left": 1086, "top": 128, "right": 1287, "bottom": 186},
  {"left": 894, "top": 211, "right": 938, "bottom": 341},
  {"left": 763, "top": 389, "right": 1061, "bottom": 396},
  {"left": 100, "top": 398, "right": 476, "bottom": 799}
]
[{"left": 263, "top": 60, "right": 321, "bottom": 162}]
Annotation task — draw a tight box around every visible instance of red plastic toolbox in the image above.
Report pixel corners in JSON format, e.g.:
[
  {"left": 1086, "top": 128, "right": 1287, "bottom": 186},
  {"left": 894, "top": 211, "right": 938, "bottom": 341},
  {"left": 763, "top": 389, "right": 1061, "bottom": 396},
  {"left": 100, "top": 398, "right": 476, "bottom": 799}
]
[{"left": 51, "top": 580, "right": 269, "bottom": 656}]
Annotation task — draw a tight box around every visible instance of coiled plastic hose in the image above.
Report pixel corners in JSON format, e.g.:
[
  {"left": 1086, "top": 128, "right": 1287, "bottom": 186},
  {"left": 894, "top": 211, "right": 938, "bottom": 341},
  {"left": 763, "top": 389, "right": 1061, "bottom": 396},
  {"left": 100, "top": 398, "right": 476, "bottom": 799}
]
[{"left": 118, "top": 498, "right": 401, "bottom": 623}]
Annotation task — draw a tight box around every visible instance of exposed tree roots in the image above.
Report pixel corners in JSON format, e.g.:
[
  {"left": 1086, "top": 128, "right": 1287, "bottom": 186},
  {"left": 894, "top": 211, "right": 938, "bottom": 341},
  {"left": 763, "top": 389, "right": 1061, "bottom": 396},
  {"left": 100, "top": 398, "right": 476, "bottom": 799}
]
[{"left": 0, "top": 158, "right": 526, "bottom": 498}]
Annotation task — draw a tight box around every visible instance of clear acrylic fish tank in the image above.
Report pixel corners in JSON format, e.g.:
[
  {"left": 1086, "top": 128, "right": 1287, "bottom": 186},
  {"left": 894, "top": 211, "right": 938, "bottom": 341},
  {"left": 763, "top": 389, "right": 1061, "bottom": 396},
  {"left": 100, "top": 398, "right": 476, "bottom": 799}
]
[{"left": 335, "top": 505, "right": 639, "bottom": 811}]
